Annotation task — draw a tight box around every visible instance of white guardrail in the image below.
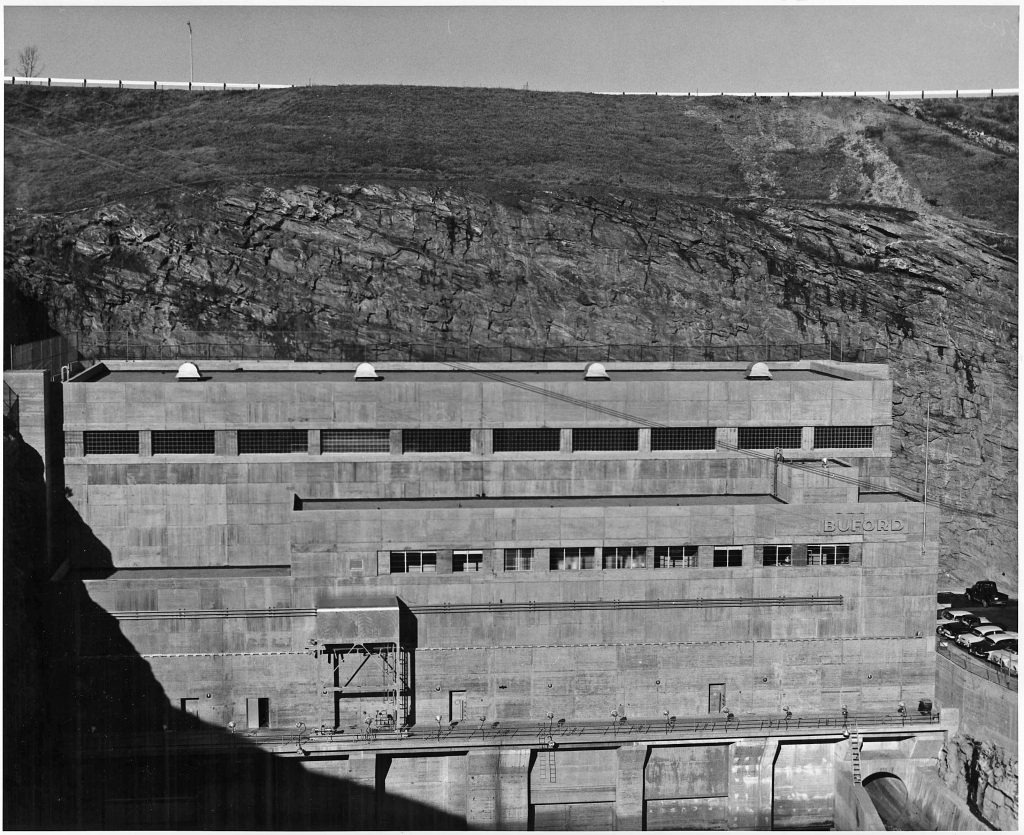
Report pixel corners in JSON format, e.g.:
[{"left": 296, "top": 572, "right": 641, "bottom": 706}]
[
  {"left": 4, "top": 76, "right": 292, "bottom": 91},
  {"left": 3, "top": 77, "right": 1018, "bottom": 98},
  {"left": 597, "top": 88, "right": 1018, "bottom": 99}
]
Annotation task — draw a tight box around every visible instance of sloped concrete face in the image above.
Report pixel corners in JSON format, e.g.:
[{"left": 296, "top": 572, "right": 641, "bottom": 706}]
[{"left": 772, "top": 742, "right": 835, "bottom": 829}]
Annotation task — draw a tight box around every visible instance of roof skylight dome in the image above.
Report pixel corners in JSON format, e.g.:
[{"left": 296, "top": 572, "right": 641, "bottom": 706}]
[
  {"left": 745, "top": 361, "right": 773, "bottom": 380},
  {"left": 354, "top": 362, "right": 381, "bottom": 381},
  {"left": 584, "top": 362, "right": 610, "bottom": 381},
  {"left": 175, "top": 361, "right": 202, "bottom": 381}
]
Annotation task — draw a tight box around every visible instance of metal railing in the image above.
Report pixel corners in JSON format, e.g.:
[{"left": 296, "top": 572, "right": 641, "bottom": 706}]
[
  {"left": 594, "top": 88, "right": 1018, "bottom": 100},
  {"left": 5, "top": 76, "right": 291, "bottom": 91},
  {"left": 936, "top": 641, "right": 1017, "bottom": 691},
  {"left": 8, "top": 331, "right": 889, "bottom": 366},
  {"left": 83, "top": 708, "right": 941, "bottom": 755}
]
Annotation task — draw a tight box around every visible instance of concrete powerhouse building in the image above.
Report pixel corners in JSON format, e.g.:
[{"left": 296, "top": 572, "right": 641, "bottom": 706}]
[{"left": 7, "top": 357, "right": 952, "bottom": 829}]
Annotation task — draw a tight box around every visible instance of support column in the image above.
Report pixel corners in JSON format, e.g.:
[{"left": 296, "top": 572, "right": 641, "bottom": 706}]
[
  {"left": 344, "top": 752, "right": 378, "bottom": 829},
  {"left": 614, "top": 743, "right": 647, "bottom": 830},
  {"left": 729, "top": 738, "right": 774, "bottom": 830},
  {"left": 466, "top": 747, "right": 530, "bottom": 829}
]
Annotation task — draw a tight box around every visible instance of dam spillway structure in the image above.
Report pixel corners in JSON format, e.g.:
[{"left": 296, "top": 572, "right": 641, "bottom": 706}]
[{"left": 6, "top": 357, "right": 960, "bottom": 829}]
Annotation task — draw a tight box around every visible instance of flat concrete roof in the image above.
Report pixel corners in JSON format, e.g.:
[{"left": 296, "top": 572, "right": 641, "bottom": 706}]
[{"left": 80, "top": 367, "right": 850, "bottom": 383}]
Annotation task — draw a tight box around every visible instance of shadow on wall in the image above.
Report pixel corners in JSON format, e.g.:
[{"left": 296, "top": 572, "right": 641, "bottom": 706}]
[{"left": 3, "top": 427, "right": 466, "bottom": 830}]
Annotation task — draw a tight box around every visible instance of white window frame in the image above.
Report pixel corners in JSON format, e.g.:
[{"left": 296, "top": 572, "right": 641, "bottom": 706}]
[
  {"left": 453, "top": 550, "right": 484, "bottom": 572},
  {"left": 712, "top": 547, "right": 742, "bottom": 568}
]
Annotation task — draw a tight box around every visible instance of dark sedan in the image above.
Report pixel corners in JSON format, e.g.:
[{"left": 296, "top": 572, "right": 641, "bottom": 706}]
[{"left": 970, "top": 635, "right": 1018, "bottom": 659}]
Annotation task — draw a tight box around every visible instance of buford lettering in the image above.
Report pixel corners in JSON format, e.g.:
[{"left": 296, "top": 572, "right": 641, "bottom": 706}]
[{"left": 823, "top": 517, "right": 904, "bottom": 533}]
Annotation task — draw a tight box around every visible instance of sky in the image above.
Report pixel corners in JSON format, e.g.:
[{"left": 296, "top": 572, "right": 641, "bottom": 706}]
[{"left": 2, "top": 4, "right": 1019, "bottom": 93}]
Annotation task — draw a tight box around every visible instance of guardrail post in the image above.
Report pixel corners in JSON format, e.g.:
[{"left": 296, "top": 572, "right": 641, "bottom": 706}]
[{"left": 83, "top": 78, "right": 87, "bottom": 88}]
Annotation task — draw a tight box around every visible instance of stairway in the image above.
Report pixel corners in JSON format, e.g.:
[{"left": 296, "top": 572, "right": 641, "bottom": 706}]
[{"left": 849, "top": 729, "right": 862, "bottom": 784}]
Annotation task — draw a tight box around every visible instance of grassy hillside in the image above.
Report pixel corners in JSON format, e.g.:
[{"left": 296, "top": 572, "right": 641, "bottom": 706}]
[{"left": 4, "top": 85, "right": 1017, "bottom": 231}]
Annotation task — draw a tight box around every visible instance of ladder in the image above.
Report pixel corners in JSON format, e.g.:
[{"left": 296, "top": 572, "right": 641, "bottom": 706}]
[
  {"left": 547, "top": 750, "right": 557, "bottom": 783},
  {"left": 849, "top": 729, "right": 862, "bottom": 784}
]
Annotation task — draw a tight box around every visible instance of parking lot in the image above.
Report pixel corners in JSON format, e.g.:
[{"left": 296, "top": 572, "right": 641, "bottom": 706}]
[{"left": 937, "top": 591, "right": 1018, "bottom": 633}]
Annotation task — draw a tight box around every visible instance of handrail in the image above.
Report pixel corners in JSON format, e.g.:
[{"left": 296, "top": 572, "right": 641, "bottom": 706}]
[
  {"left": 9, "top": 332, "right": 889, "bottom": 366},
  {"left": 936, "top": 641, "right": 1017, "bottom": 691},
  {"left": 82, "top": 708, "right": 942, "bottom": 755}
]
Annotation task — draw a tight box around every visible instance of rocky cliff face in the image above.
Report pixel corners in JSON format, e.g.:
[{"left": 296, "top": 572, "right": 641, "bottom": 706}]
[
  {"left": 5, "top": 178, "right": 1017, "bottom": 585},
  {"left": 940, "top": 733, "right": 1019, "bottom": 830}
]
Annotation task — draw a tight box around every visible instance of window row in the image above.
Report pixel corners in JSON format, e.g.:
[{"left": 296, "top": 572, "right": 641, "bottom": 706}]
[
  {"left": 80, "top": 425, "right": 875, "bottom": 455},
  {"left": 386, "top": 544, "right": 856, "bottom": 573}
]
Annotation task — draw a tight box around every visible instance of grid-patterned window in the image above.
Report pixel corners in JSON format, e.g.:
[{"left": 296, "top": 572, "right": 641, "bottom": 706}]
[
  {"left": 83, "top": 431, "right": 139, "bottom": 455},
  {"left": 762, "top": 545, "right": 793, "bottom": 567},
  {"left": 389, "top": 551, "right": 437, "bottom": 573},
  {"left": 503, "top": 548, "right": 534, "bottom": 571},
  {"left": 321, "top": 429, "right": 390, "bottom": 453},
  {"left": 807, "top": 544, "right": 850, "bottom": 566},
  {"left": 602, "top": 546, "right": 647, "bottom": 569},
  {"left": 737, "top": 427, "right": 802, "bottom": 450},
  {"left": 402, "top": 429, "right": 472, "bottom": 453},
  {"left": 814, "top": 426, "right": 874, "bottom": 449},
  {"left": 453, "top": 550, "right": 484, "bottom": 572},
  {"left": 572, "top": 428, "right": 639, "bottom": 452},
  {"left": 237, "top": 429, "right": 308, "bottom": 454},
  {"left": 651, "top": 427, "right": 717, "bottom": 451},
  {"left": 712, "top": 547, "right": 743, "bottom": 567},
  {"left": 550, "top": 547, "right": 597, "bottom": 570},
  {"left": 654, "top": 546, "right": 699, "bottom": 568},
  {"left": 493, "top": 428, "right": 561, "bottom": 452},
  {"left": 152, "top": 430, "right": 215, "bottom": 454}
]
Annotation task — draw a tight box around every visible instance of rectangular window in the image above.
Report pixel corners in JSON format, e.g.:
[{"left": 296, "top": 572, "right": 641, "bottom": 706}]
[
  {"left": 492, "top": 428, "right": 561, "bottom": 452},
  {"left": 762, "top": 545, "right": 793, "bottom": 567},
  {"left": 321, "top": 429, "right": 390, "bottom": 453},
  {"left": 650, "top": 427, "right": 717, "bottom": 451},
  {"left": 654, "top": 546, "right": 699, "bottom": 568},
  {"left": 550, "top": 547, "right": 597, "bottom": 570},
  {"left": 180, "top": 697, "right": 199, "bottom": 717},
  {"left": 83, "top": 430, "right": 139, "bottom": 455},
  {"left": 814, "top": 426, "right": 874, "bottom": 449},
  {"left": 571, "top": 428, "right": 639, "bottom": 452},
  {"left": 602, "top": 546, "right": 647, "bottom": 569},
  {"left": 152, "top": 430, "right": 215, "bottom": 455},
  {"left": 453, "top": 550, "right": 484, "bottom": 572},
  {"left": 807, "top": 544, "right": 851, "bottom": 566},
  {"left": 246, "top": 697, "right": 270, "bottom": 729},
  {"left": 737, "top": 426, "right": 802, "bottom": 450},
  {"left": 503, "top": 548, "right": 534, "bottom": 571},
  {"left": 402, "top": 429, "right": 471, "bottom": 453},
  {"left": 237, "top": 429, "right": 308, "bottom": 454},
  {"left": 712, "top": 547, "right": 743, "bottom": 567},
  {"left": 389, "top": 550, "right": 437, "bottom": 573}
]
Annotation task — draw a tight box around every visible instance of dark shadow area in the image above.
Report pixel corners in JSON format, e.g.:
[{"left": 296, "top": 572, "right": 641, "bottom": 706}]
[
  {"left": 3, "top": 284, "right": 60, "bottom": 366},
  {"left": 862, "top": 772, "right": 916, "bottom": 831},
  {"left": 3, "top": 425, "right": 467, "bottom": 829}
]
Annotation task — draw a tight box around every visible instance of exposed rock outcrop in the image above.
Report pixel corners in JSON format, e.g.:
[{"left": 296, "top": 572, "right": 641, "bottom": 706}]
[
  {"left": 4, "top": 181, "right": 1017, "bottom": 584},
  {"left": 940, "top": 733, "right": 1019, "bottom": 830}
]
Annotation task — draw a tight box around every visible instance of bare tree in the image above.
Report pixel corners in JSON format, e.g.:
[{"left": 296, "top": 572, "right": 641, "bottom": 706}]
[{"left": 17, "top": 45, "right": 42, "bottom": 77}]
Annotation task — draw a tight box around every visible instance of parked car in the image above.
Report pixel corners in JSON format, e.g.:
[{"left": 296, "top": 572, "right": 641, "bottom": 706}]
[
  {"left": 936, "top": 611, "right": 991, "bottom": 637},
  {"left": 937, "top": 621, "right": 981, "bottom": 640},
  {"left": 987, "top": 649, "right": 1018, "bottom": 673},
  {"left": 956, "top": 624, "right": 1006, "bottom": 649},
  {"left": 971, "top": 635, "right": 1018, "bottom": 658},
  {"left": 965, "top": 580, "right": 1009, "bottom": 607}
]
